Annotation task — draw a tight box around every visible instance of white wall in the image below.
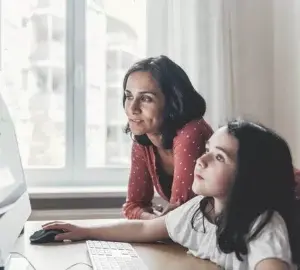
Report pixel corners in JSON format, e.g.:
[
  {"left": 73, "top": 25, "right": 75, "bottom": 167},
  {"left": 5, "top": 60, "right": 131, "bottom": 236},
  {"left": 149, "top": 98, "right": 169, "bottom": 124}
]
[
  {"left": 273, "top": 0, "right": 300, "bottom": 167},
  {"left": 146, "top": 0, "right": 300, "bottom": 167},
  {"left": 232, "top": 0, "right": 274, "bottom": 126},
  {"left": 229, "top": 0, "right": 300, "bottom": 166}
]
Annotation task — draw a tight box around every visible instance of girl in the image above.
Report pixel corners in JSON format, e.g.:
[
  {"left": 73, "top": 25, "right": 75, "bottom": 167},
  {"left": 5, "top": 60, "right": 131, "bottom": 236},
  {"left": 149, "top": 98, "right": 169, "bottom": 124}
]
[{"left": 43, "top": 120, "right": 300, "bottom": 269}]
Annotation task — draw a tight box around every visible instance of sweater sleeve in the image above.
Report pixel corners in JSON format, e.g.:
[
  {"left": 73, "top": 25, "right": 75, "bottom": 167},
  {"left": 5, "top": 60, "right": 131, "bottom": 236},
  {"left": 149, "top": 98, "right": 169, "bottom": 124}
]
[
  {"left": 169, "top": 119, "right": 213, "bottom": 205},
  {"left": 122, "top": 142, "right": 154, "bottom": 219}
]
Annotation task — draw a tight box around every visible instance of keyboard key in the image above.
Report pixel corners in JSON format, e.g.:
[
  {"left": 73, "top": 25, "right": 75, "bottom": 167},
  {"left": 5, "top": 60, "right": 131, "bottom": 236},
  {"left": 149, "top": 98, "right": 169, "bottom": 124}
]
[{"left": 87, "top": 240, "right": 148, "bottom": 270}]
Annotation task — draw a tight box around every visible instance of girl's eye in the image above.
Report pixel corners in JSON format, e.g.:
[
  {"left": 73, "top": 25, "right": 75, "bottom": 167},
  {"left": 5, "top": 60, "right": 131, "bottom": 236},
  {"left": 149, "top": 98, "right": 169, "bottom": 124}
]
[
  {"left": 216, "top": 154, "right": 225, "bottom": 162},
  {"left": 205, "top": 147, "right": 209, "bottom": 153},
  {"left": 125, "top": 95, "right": 133, "bottom": 100}
]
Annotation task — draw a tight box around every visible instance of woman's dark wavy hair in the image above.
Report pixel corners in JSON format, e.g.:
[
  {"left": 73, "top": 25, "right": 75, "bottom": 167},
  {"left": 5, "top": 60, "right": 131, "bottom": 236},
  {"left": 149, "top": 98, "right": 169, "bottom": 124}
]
[
  {"left": 122, "top": 55, "right": 206, "bottom": 149},
  {"left": 192, "top": 119, "right": 300, "bottom": 264}
]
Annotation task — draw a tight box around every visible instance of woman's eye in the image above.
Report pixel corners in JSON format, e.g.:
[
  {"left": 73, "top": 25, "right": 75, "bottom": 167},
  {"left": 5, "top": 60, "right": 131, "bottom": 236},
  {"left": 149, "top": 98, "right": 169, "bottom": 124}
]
[
  {"left": 125, "top": 95, "right": 133, "bottom": 100},
  {"left": 216, "top": 154, "right": 225, "bottom": 162},
  {"left": 205, "top": 148, "right": 209, "bottom": 153},
  {"left": 141, "top": 96, "right": 152, "bottom": 102}
]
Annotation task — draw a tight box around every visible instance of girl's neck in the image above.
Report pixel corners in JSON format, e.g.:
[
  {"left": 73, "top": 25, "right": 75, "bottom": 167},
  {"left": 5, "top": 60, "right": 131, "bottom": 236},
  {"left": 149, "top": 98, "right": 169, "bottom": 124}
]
[
  {"left": 213, "top": 198, "right": 225, "bottom": 216},
  {"left": 205, "top": 197, "right": 225, "bottom": 224}
]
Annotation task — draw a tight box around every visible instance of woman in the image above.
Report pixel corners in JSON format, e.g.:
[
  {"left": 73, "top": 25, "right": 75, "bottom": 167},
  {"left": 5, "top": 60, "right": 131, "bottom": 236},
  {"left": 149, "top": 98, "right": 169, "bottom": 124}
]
[{"left": 122, "top": 55, "right": 213, "bottom": 219}]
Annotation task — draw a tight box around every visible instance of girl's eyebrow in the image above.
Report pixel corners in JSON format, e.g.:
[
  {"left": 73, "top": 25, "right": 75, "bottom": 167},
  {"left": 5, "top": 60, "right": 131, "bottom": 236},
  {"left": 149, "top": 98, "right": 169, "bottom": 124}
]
[
  {"left": 206, "top": 141, "right": 235, "bottom": 159},
  {"left": 215, "top": 146, "right": 235, "bottom": 160}
]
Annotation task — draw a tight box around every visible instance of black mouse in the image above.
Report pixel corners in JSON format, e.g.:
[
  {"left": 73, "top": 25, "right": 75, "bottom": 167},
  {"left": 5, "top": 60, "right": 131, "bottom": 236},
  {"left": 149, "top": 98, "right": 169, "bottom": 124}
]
[{"left": 30, "top": 229, "right": 65, "bottom": 244}]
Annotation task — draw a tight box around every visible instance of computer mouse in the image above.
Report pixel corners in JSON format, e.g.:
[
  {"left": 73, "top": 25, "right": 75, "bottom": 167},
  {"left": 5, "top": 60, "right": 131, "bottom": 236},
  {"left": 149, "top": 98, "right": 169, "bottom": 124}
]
[{"left": 30, "top": 229, "right": 65, "bottom": 244}]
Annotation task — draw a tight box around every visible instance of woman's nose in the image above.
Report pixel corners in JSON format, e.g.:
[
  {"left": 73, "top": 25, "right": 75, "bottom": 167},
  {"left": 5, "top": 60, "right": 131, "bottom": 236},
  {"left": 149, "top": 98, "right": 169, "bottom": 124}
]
[{"left": 129, "top": 100, "right": 141, "bottom": 114}]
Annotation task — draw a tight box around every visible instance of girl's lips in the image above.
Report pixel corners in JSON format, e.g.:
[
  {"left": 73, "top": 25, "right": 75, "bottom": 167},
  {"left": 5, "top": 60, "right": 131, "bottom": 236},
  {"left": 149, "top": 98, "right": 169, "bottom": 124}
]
[{"left": 195, "top": 173, "right": 204, "bottom": 181}]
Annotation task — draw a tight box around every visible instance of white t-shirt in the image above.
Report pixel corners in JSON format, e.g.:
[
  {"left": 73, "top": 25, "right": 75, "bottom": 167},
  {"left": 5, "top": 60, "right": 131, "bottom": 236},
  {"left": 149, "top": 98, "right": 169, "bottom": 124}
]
[{"left": 165, "top": 196, "right": 296, "bottom": 270}]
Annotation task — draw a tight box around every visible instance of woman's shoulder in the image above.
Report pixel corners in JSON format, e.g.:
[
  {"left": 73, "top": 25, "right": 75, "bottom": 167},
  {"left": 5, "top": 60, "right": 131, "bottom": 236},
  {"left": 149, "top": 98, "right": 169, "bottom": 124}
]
[
  {"left": 176, "top": 118, "right": 213, "bottom": 136},
  {"left": 173, "top": 118, "right": 213, "bottom": 144}
]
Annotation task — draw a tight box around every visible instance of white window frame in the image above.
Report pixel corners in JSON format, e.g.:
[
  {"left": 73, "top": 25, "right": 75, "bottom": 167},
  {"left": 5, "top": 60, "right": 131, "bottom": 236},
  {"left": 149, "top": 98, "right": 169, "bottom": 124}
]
[{"left": 1, "top": 0, "right": 132, "bottom": 189}]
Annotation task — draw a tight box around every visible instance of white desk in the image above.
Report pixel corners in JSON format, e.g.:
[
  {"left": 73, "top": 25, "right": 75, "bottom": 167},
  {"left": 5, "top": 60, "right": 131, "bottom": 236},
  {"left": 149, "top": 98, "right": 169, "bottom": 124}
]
[{"left": 13, "top": 220, "right": 219, "bottom": 270}]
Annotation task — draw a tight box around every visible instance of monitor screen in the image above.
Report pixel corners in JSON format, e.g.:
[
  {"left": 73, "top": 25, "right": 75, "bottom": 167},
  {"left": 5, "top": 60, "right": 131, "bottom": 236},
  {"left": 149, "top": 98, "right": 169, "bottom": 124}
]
[
  {"left": 0, "top": 95, "right": 27, "bottom": 214},
  {"left": 0, "top": 82, "right": 31, "bottom": 269}
]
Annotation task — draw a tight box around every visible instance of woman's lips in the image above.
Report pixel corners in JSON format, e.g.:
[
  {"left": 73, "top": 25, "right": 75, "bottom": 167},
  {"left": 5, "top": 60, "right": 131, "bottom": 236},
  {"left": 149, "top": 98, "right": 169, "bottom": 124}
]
[{"left": 129, "top": 119, "right": 144, "bottom": 124}]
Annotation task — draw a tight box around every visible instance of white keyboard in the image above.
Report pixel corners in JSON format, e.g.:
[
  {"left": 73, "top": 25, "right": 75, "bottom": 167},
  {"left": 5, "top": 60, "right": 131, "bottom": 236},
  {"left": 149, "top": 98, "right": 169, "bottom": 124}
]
[{"left": 86, "top": 240, "right": 148, "bottom": 270}]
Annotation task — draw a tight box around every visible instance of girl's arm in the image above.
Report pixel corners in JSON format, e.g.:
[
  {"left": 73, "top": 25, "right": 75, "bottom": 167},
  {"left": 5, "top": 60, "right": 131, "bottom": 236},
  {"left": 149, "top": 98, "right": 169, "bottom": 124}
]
[
  {"left": 43, "top": 215, "right": 169, "bottom": 243},
  {"left": 255, "top": 259, "right": 289, "bottom": 270}
]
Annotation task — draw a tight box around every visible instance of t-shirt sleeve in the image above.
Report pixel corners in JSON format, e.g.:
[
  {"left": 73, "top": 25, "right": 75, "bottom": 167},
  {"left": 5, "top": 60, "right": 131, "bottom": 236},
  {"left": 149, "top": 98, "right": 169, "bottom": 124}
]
[
  {"left": 122, "top": 142, "right": 154, "bottom": 219},
  {"left": 247, "top": 212, "right": 294, "bottom": 269},
  {"left": 170, "top": 119, "right": 213, "bottom": 205},
  {"left": 165, "top": 196, "right": 203, "bottom": 243}
]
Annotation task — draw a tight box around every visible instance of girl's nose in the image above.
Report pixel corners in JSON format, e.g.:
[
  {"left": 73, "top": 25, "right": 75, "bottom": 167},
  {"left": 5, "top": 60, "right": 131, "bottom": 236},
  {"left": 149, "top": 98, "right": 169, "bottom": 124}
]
[{"left": 196, "top": 153, "right": 208, "bottom": 168}]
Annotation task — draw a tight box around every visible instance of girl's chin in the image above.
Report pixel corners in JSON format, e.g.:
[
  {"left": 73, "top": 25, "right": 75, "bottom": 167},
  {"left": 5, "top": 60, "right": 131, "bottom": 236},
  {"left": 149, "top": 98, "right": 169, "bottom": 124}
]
[{"left": 192, "top": 182, "right": 203, "bottom": 195}]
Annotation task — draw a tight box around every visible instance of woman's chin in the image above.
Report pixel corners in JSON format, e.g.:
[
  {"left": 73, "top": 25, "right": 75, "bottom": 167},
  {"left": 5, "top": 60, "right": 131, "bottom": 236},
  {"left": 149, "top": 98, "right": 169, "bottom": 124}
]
[{"left": 131, "top": 130, "right": 146, "bottom": 136}]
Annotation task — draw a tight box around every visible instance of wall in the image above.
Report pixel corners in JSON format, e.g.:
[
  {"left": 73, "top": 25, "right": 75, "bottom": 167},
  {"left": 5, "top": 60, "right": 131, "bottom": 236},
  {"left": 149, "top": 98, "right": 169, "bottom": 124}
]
[
  {"left": 273, "top": 0, "right": 300, "bottom": 167},
  {"left": 231, "top": 0, "right": 300, "bottom": 166},
  {"left": 232, "top": 0, "right": 274, "bottom": 127},
  {"left": 147, "top": 0, "right": 300, "bottom": 166}
]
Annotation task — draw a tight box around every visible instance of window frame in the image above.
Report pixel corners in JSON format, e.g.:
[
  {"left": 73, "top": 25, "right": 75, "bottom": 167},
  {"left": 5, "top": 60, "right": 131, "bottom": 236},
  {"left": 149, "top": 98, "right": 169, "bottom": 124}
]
[{"left": 1, "top": 0, "right": 134, "bottom": 189}]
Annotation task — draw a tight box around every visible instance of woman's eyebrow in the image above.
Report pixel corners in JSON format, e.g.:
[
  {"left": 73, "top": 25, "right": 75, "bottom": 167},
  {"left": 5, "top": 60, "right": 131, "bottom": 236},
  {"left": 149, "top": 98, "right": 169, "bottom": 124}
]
[{"left": 125, "top": 89, "right": 158, "bottom": 96}]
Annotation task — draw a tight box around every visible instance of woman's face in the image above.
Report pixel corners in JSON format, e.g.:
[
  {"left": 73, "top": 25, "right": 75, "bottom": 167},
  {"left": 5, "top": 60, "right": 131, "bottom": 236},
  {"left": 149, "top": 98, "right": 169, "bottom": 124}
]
[
  {"left": 192, "top": 127, "right": 238, "bottom": 200},
  {"left": 124, "top": 71, "right": 165, "bottom": 136}
]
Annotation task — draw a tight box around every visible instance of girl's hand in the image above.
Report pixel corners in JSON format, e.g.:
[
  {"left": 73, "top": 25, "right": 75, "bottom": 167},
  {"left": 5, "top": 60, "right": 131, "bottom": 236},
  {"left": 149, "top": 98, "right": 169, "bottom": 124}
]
[{"left": 42, "top": 221, "right": 90, "bottom": 241}]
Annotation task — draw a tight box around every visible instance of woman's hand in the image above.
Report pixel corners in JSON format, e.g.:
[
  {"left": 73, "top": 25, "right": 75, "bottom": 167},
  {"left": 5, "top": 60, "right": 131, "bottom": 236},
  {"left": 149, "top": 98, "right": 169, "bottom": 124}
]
[
  {"left": 42, "top": 221, "right": 90, "bottom": 241},
  {"left": 144, "top": 202, "right": 181, "bottom": 218},
  {"left": 159, "top": 201, "right": 181, "bottom": 216}
]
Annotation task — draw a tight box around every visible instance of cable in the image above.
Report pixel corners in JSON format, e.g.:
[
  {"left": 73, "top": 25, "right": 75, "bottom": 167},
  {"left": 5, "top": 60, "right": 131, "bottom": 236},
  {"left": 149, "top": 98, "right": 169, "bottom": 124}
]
[
  {"left": 10, "top": 252, "right": 37, "bottom": 270},
  {"left": 64, "top": 262, "right": 93, "bottom": 270},
  {"left": 10, "top": 252, "right": 92, "bottom": 270}
]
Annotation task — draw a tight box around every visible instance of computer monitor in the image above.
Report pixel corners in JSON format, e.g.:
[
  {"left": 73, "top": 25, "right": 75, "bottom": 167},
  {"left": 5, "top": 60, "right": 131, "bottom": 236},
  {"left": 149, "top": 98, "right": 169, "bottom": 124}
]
[{"left": 0, "top": 93, "right": 31, "bottom": 270}]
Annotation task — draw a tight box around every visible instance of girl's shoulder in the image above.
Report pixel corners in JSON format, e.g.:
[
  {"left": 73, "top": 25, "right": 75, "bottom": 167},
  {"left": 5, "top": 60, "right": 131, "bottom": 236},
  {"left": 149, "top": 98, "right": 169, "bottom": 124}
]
[
  {"left": 251, "top": 211, "right": 288, "bottom": 236},
  {"left": 165, "top": 195, "right": 204, "bottom": 230},
  {"left": 247, "top": 211, "right": 295, "bottom": 269}
]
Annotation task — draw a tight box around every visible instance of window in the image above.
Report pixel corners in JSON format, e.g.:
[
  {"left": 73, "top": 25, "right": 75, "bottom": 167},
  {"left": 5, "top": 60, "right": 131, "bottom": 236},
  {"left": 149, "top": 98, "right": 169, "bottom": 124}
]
[{"left": 0, "top": 0, "right": 146, "bottom": 187}]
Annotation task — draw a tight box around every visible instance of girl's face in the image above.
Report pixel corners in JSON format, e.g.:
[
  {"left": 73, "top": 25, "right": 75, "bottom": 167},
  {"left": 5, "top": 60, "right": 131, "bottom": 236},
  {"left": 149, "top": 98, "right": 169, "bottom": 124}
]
[{"left": 192, "top": 127, "right": 238, "bottom": 200}]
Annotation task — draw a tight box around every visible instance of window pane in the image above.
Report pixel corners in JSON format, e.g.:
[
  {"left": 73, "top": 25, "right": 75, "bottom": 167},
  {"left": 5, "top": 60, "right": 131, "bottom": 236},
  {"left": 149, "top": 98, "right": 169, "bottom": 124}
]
[
  {"left": 86, "top": 0, "right": 146, "bottom": 167},
  {"left": 0, "top": 0, "right": 66, "bottom": 168}
]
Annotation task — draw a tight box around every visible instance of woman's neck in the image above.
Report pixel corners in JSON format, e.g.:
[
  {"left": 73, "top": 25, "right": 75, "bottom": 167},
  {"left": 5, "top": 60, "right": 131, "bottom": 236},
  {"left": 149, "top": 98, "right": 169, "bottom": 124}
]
[{"left": 146, "top": 133, "right": 163, "bottom": 148}]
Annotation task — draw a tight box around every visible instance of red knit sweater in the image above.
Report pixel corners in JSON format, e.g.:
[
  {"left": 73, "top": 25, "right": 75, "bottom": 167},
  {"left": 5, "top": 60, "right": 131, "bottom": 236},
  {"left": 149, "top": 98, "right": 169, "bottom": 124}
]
[{"left": 122, "top": 118, "right": 213, "bottom": 219}]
